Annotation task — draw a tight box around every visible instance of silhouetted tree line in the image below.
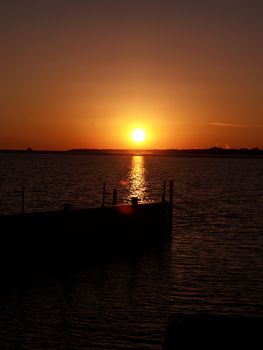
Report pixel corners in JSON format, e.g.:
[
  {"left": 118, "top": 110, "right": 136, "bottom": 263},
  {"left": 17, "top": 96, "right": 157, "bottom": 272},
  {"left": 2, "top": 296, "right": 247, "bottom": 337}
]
[{"left": 0, "top": 147, "right": 262, "bottom": 157}]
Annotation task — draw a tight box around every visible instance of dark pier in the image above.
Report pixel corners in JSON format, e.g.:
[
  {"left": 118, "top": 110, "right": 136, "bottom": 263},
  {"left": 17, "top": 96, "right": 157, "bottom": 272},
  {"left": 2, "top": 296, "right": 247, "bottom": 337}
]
[{"left": 0, "top": 181, "right": 173, "bottom": 269}]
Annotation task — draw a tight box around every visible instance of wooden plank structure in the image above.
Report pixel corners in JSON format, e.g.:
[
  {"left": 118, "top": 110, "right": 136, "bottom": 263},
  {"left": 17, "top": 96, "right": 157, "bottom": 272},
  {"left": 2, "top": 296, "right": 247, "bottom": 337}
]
[
  {"left": 0, "top": 181, "right": 173, "bottom": 268},
  {"left": 1, "top": 201, "right": 171, "bottom": 242}
]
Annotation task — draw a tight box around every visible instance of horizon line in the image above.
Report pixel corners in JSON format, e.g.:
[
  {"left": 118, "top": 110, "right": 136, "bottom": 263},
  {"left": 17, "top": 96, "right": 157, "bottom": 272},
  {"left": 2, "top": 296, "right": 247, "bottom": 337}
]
[{"left": 0, "top": 147, "right": 262, "bottom": 153}]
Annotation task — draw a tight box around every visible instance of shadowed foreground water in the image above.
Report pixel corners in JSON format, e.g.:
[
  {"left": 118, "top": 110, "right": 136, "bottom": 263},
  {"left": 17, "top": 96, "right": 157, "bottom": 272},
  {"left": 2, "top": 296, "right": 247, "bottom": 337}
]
[
  {"left": 0, "top": 247, "right": 171, "bottom": 350},
  {"left": 0, "top": 154, "right": 263, "bottom": 349}
]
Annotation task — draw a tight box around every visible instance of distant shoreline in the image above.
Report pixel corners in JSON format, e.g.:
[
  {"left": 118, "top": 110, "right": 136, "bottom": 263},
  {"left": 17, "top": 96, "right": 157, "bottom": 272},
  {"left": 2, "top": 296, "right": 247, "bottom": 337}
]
[{"left": 0, "top": 148, "right": 263, "bottom": 158}]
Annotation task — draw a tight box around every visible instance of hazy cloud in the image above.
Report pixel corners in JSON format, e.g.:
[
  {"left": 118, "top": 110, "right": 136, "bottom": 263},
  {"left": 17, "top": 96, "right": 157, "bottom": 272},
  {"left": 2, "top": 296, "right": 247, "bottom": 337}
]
[
  {"left": 211, "top": 122, "right": 263, "bottom": 128},
  {"left": 211, "top": 122, "right": 247, "bottom": 128}
]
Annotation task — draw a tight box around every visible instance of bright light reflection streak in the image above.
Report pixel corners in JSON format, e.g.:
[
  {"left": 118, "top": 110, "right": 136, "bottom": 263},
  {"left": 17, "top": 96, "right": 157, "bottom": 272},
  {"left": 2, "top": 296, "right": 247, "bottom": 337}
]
[{"left": 127, "top": 156, "right": 148, "bottom": 202}]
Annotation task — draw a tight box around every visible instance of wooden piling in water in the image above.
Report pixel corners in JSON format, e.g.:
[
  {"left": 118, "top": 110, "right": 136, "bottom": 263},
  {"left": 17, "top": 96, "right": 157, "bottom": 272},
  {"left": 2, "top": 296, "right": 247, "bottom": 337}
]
[
  {"left": 102, "top": 182, "right": 106, "bottom": 207},
  {"left": 162, "top": 180, "right": 166, "bottom": 202},
  {"left": 64, "top": 203, "right": 71, "bottom": 213},
  {"left": 168, "top": 180, "right": 174, "bottom": 221},
  {"left": 21, "top": 185, "right": 25, "bottom": 215},
  {"left": 112, "top": 189, "right": 117, "bottom": 205},
  {"left": 169, "top": 180, "right": 174, "bottom": 206},
  {"left": 131, "top": 197, "right": 139, "bottom": 206}
]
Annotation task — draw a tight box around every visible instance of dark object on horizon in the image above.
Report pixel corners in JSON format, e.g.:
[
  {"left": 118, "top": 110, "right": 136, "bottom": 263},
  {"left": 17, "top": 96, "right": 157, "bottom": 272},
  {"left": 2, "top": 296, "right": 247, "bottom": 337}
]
[{"left": 163, "top": 313, "right": 263, "bottom": 349}]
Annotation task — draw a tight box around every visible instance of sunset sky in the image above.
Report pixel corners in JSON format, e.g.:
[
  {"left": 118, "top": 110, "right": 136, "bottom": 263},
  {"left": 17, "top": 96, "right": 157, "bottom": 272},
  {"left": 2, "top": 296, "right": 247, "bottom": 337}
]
[{"left": 1, "top": 0, "right": 262, "bottom": 150}]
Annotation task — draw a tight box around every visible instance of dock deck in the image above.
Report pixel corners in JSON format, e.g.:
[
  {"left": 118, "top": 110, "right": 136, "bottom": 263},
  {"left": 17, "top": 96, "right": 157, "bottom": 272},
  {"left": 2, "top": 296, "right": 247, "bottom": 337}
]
[{"left": 0, "top": 200, "right": 172, "bottom": 269}]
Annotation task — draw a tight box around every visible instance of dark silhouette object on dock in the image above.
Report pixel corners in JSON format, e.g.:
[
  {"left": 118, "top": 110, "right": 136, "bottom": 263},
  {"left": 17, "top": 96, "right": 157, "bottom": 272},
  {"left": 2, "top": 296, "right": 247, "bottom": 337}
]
[{"left": 163, "top": 313, "right": 263, "bottom": 349}]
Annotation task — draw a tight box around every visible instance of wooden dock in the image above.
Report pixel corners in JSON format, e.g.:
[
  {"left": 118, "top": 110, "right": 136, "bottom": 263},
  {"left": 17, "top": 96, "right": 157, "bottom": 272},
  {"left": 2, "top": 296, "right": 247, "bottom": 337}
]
[
  {"left": 0, "top": 181, "right": 173, "bottom": 270},
  {"left": 1, "top": 200, "right": 171, "bottom": 242},
  {"left": 0, "top": 201, "right": 172, "bottom": 270}
]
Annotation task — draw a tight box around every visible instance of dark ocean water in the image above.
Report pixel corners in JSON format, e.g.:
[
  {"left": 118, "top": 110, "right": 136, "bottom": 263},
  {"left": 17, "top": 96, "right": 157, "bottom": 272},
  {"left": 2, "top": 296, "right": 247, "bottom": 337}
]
[{"left": 0, "top": 154, "right": 263, "bottom": 349}]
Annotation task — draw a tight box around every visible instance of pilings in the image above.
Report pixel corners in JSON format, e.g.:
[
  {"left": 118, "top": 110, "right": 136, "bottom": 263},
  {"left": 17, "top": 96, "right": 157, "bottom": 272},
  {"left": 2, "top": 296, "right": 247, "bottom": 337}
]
[
  {"left": 162, "top": 180, "right": 174, "bottom": 205},
  {"left": 161, "top": 180, "right": 174, "bottom": 222},
  {"left": 162, "top": 180, "right": 167, "bottom": 202},
  {"left": 102, "top": 182, "right": 106, "bottom": 207},
  {"left": 17, "top": 180, "right": 174, "bottom": 221},
  {"left": 169, "top": 180, "right": 174, "bottom": 208},
  {"left": 112, "top": 189, "right": 117, "bottom": 205},
  {"left": 21, "top": 185, "right": 25, "bottom": 215},
  {"left": 103, "top": 183, "right": 118, "bottom": 206},
  {"left": 168, "top": 180, "right": 174, "bottom": 220}
]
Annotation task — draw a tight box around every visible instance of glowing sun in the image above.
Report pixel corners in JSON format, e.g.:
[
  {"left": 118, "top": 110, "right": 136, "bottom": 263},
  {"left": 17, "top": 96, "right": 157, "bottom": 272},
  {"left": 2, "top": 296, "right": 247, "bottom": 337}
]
[{"left": 131, "top": 128, "right": 146, "bottom": 143}]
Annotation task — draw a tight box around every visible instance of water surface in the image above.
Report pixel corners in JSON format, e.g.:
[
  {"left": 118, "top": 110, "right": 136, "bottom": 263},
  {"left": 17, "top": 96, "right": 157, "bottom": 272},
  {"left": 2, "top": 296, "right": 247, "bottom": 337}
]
[{"left": 0, "top": 154, "right": 263, "bottom": 349}]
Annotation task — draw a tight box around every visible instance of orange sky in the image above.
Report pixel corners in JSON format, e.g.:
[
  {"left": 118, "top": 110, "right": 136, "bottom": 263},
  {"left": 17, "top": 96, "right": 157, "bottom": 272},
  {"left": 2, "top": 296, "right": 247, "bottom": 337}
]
[{"left": 0, "top": 1, "right": 262, "bottom": 150}]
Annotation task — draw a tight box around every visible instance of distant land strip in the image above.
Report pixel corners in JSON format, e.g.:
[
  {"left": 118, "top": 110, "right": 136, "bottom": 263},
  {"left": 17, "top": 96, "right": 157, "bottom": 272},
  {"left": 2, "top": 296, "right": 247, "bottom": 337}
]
[{"left": 0, "top": 147, "right": 263, "bottom": 158}]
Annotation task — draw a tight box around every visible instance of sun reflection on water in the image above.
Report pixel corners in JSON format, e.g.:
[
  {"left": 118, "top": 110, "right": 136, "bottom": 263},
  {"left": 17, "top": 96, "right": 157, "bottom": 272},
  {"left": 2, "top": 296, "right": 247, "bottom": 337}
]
[{"left": 126, "top": 155, "right": 148, "bottom": 202}]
